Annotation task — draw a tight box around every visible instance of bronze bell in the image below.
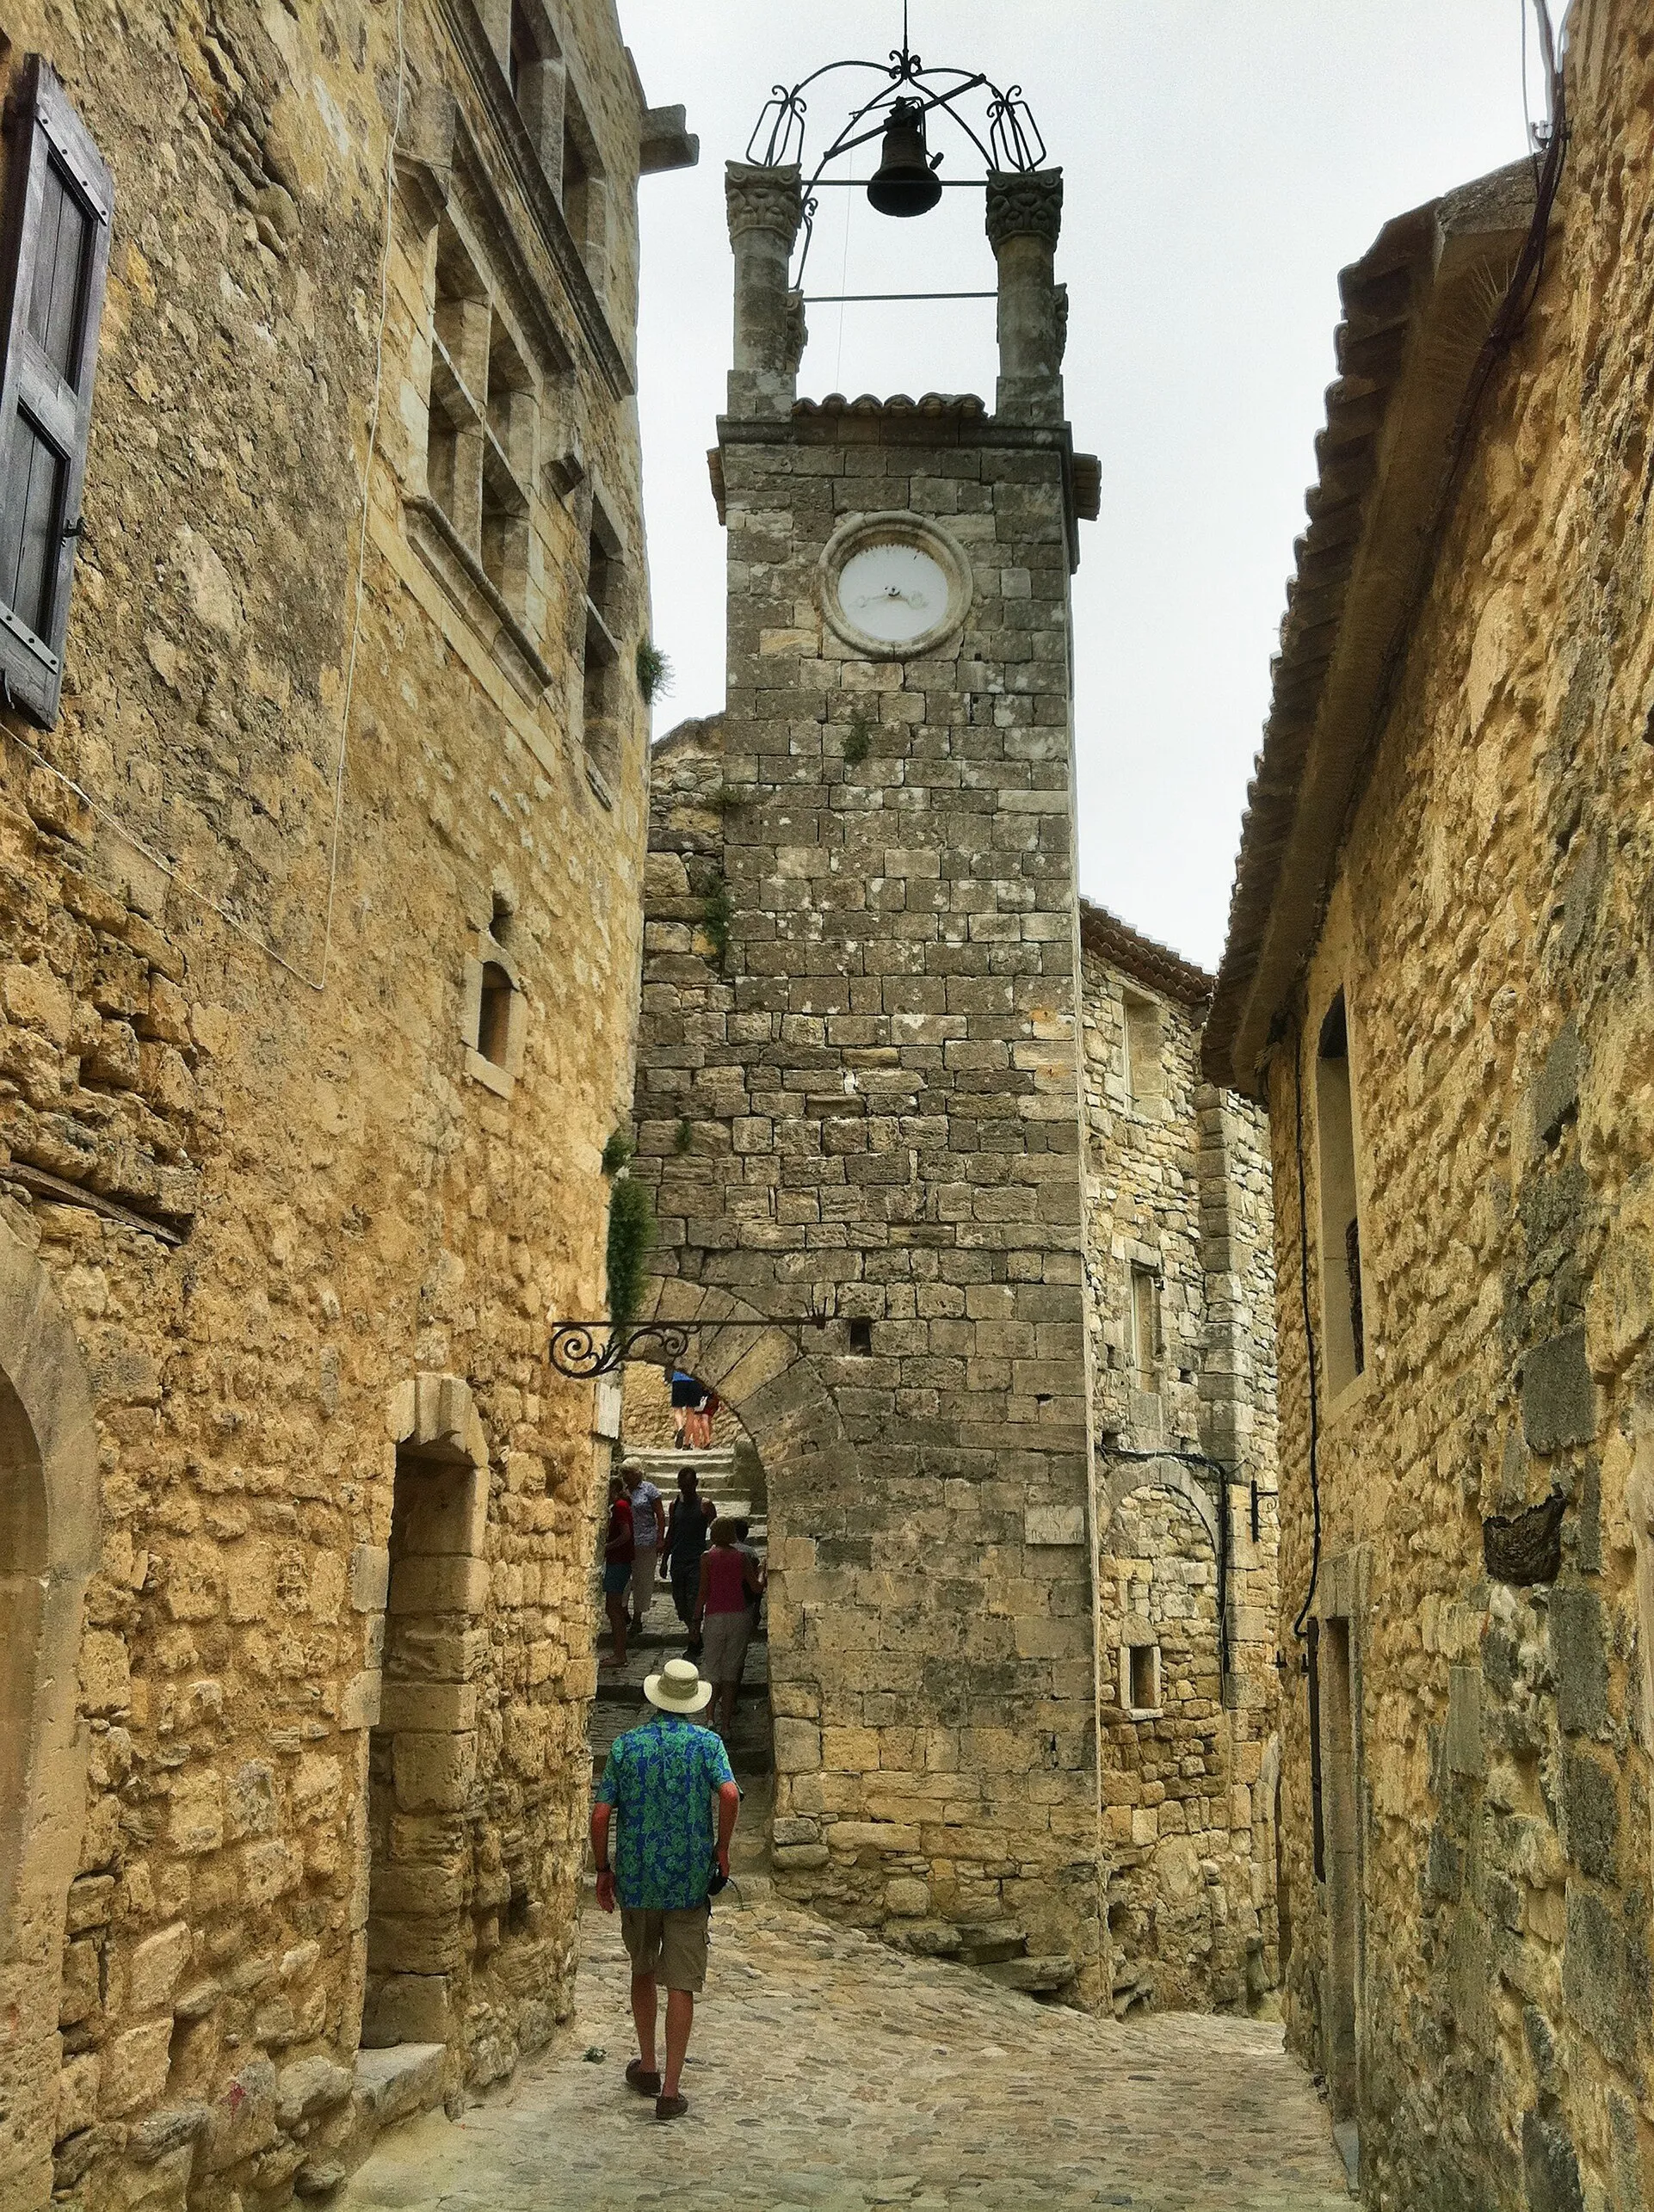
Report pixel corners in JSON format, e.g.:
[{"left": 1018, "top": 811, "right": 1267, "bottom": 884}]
[{"left": 867, "top": 99, "right": 942, "bottom": 218}]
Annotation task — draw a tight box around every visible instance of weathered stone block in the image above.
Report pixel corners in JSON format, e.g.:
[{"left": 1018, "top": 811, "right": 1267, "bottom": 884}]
[
  {"left": 127, "top": 1921, "right": 190, "bottom": 2016},
  {"left": 392, "top": 1731, "right": 479, "bottom": 1812},
  {"left": 350, "top": 1544, "right": 391, "bottom": 1612},
  {"left": 1560, "top": 1749, "right": 1619, "bottom": 1883},
  {"left": 1024, "top": 1502, "right": 1086, "bottom": 1546},
  {"left": 100, "top": 2022, "right": 173, "bottom": 2116},
  {"left": 773, "top": 1719, "right": 820, "bottom": 1772},
  {"left": 1522, "top": 1328, "right": 1596, "bottom": 1453},
  {"left": 1551, "top": 1589, "right": 1610, "bottom": 1739}
]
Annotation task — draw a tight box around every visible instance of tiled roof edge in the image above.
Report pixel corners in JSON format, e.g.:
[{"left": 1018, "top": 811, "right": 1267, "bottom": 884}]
[
  {"left": 1079, "top": 899, "right": 1214, "bottom": 1008},
  {"left": 1203, "top": 161, "right": 1538, "bottom": 1095}
]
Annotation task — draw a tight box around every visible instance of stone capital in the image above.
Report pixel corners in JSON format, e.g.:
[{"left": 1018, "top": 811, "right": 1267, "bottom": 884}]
[
  {"left": 725, "top": 161, "right": 805, "bottom": 250},
  {"left": 985, "top": 168, "right": 1064, "bottom": 254}
]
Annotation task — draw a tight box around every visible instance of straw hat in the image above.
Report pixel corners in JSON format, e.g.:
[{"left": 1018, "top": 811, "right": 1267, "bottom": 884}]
[{"left": 644, "top": 1656, "right": 713, "bottom": 1715}]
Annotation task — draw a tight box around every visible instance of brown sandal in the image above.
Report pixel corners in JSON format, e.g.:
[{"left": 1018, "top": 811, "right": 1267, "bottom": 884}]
[
  {"left": 626, "top": 2060, "right": 662, "bottom": 2097},
  {"left": 655, "top": 2092, "right": 688, "bottom": 2122}
]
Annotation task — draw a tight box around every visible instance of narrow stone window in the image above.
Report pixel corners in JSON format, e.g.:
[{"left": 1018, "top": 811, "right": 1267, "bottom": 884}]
[
  {"left": 480, "top": 317, "right": 531, "bottom": 613},
  {"left": 478, "top": 962, "right": 512, "bottom": 1067},
  {"left": 849, "top": 1318, "right": 873, "bottom": 1356},
  {"left": 1123, "top": 1636, "right": 1160, "bottom": 1717},
  {"left": 581, "top": 508, "right": 623, "bottom": 790},
  {"left": 1129, "top": 1265, "right": 1160, "bottom": 1396},
  {"left": 559, "top": 89, "right": 606, "bottom": 274},
  {"left": 427, "top": 231, "right": 488, "bottom": 550},
  {"left": 462, "top": 892, "right": 525, "bottom": 1096},
  {"left": 1122, "top": 991, "right": 1163, "bottom": 1113},
  {"left": 1316, "top": 992, "right": 1367, "bottom": 1395},
  {"left": 509, "top": 0, "right": 537, "bottom": 108}
]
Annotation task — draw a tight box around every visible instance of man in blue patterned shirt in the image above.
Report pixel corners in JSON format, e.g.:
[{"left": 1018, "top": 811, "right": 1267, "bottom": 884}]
[{"left": 591, "top": 1656, "right": 739, "bottom": 2122}]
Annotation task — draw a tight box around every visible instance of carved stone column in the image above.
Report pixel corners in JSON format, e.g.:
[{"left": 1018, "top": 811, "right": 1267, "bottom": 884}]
[
  {"left": 986, "top": 169, "right": 1065, "bottom": 422},
  {"left": 725, "top": 161, "right": 806, "bottom": 417}
]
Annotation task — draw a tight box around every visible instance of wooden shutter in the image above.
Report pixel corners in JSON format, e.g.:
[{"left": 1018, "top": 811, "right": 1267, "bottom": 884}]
[{"left": 0, "top": 58, "right": 112, "bottom": 726}]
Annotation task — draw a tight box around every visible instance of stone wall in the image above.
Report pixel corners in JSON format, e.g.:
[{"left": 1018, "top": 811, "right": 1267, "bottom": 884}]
[
  {"left": 0, "top": 7, "right": 688, "bottom": 2210},
  {"left": 1077, "top": 922, "right": 1280, "bottom": 2013},
  {"left": 630, "top": 364, "right": 1105, "bottom": 2001},
  {"left": 1248, "top": 5, "right": 1654, "bottom": 2204}
]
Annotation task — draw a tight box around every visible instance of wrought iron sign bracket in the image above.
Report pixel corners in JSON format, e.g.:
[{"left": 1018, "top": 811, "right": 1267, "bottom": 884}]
[{"left": 546, "top": 1315, "right": 830, "bottom": 1381}]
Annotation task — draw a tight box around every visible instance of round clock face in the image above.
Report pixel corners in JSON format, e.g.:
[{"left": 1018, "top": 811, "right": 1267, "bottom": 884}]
[
  {"left": 819, "top": 512, "right": 972, "bottom": 660},
  {"left": 835, "top": 539, "right": 953, "bottom": 647}
]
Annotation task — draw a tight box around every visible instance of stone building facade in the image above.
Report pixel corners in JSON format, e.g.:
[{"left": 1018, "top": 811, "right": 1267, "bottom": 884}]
[
  {"left": 1205, "top": 3, "right": 1654, "bottom": 2203},
  {"left": 1077, "top": 905, "right": 1279, "bottom": 2017},
  {"left": 0, "top": 7, "right": 691, "bottom": 2211},
  {"left": 623, "top": 136, "right": 1282, "bottom": 2011},
  {"left": 628, "top": 153, "right": 1109, "bottom": 2005}
]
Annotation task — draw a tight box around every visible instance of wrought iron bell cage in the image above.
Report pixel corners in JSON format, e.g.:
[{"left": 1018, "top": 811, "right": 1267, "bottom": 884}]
[{"left": 744, "top": 10, "right": 1048, "bottom": 292}]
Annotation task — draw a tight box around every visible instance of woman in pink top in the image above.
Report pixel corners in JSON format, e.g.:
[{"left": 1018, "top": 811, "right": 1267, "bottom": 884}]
[{"left": 691, "top": 1518, "right": 764, "bottom": 1740}]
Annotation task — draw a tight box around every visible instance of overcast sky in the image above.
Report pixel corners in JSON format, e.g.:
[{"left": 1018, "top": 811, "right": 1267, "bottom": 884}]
[{"left": 620, "top": 2, "right": 1546, "bottom": 971}]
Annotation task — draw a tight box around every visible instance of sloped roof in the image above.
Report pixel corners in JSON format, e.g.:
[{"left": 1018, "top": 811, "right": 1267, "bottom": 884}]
[
  {"left": 1202, "top": 163, "right": 1537, "bottom": 1095},
  {"left": 1078, "top": 900, "right": 1213, "bottom": 1008}
]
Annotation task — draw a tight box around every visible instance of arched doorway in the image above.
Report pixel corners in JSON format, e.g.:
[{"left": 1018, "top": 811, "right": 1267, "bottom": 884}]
[
  {"left": 596, "top": 1285, "right": 852, "bottom": 1880},
  {"left": 0, "top": 1220, "right": 100, "bottom": 2208}
]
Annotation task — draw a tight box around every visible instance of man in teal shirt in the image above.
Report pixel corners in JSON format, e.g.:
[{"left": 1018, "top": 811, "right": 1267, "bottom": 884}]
[{"left": 591, "top": 1657, "right": 739, "bottom": 2122}]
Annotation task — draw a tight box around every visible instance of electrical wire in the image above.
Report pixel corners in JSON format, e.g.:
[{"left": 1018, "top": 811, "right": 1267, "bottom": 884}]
[
  {"left": 1290, "top": 1025, "right": 1323, "bottom": 1646},
  {"left": 1096, "top": 1440, "right": 1238, "bottom": 1685}
]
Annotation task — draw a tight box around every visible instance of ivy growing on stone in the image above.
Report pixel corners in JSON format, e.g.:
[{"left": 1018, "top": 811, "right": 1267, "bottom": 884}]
[
  {"left": 704, "top": 872, "right": 732, "bottom": 969},
  {"left": 636, "top": 640, "right": 673, "bottom": 705},
  {"left": 843, "top": 710, "right": 873, "bottom": 768},
  {"left": 605, "top": 1175, "right": 654, "bottom": 1325},
  {"left": 601, "top": 1127, "right": 634, "bottom": 1176}
]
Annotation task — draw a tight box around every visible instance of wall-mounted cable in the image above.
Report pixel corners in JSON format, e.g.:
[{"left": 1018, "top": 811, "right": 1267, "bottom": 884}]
[{"left": 1290, "top": 1025, "right": 1323, "bottom": 1646}]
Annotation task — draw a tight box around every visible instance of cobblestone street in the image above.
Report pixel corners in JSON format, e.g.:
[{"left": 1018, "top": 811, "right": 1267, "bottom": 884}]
[{"left": 338, "top": 1900, "right": 1349, "bottom": 2212}]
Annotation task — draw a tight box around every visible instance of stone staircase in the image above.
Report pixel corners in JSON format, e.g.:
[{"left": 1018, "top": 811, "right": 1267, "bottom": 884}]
[
  {"left": 590, "top": 1444, "right": 774, "bottom": 1799},
  {"left": 619, "top": 1445, "right": 765, "bottom": 1548},
  {"left": 596, "top": 1455, "right": 1073, "bottom": 1991}
]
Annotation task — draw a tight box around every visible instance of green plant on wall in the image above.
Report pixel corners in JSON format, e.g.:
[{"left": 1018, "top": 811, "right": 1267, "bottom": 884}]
[
  {"left": 703, "top": 871, "right": 732, "bottom": 969},
  {"left": 606, "top": 1175, "right": 654, "bottom": 1325},
  {"left": 601, "top": 1127, "right": 634, "bottom": 1176},
  {"left": 675, "top": 1117, "right": 694, "bottom": 1155},
  {"left": 843, "top": 710, "right": 873, "bottom": 768},
  {"left": 636, "top": 640, "right": 673, "bottom": 705}
]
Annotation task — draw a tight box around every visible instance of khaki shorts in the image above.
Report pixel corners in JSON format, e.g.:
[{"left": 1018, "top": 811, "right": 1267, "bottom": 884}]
[
  {"left": 700, "top": 1608, "right": 750, "bottom": 1685},
  {"left": 620, "top": 1904, "right": 711, "bottom": 1993}
]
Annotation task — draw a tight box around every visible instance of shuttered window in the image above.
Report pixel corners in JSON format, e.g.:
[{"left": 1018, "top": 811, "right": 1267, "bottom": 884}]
[{"left": 0, "top": 59, "right": 112, "bottom": 726}]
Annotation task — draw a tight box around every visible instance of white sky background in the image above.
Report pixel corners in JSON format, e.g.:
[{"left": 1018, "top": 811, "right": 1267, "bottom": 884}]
[{"left": 620, "top": 2, "right": 1548, "bottom": 970}]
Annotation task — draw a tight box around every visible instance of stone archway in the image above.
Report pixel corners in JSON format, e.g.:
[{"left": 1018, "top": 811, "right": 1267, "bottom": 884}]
[
  {"left": 639, "top": 1279, "right": 854, "bottom": 1850},
  {"left": 1095, "top": 1464, "right": 1239, "bottom": 2013},
  {"left": 0, "top": 1218, "right": 100, "bottom": 2209}
]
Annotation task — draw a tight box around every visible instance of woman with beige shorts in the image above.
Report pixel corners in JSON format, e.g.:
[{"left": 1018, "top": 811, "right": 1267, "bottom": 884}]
[{"left": 691, "top": 1519, "right": 764, "bottom": 1741}]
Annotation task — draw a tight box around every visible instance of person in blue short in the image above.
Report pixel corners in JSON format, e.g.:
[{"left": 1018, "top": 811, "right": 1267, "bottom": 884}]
[{"left": 590, "top": 1657, "right": 740, "bottom": 2123}]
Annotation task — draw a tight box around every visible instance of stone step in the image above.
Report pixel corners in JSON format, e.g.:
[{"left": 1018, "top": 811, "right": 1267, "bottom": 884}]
[
  {"left": 955, "top": 1921, "right": 1028, "bottom": 1967},
  {"left": 978, "top": 1954, "right": 1077, "bottom": 1996},
  {"left": 624, "top": 1447, "right": 737, "bottom": 1475},
  {"left": 353, "top": 2043, "right": 445, "bottom": 2130}
]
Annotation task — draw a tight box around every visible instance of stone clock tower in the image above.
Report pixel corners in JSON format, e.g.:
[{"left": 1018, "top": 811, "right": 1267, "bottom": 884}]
[{"left": 635, "top": 132, "right": 1105, "bottom": 1999}]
